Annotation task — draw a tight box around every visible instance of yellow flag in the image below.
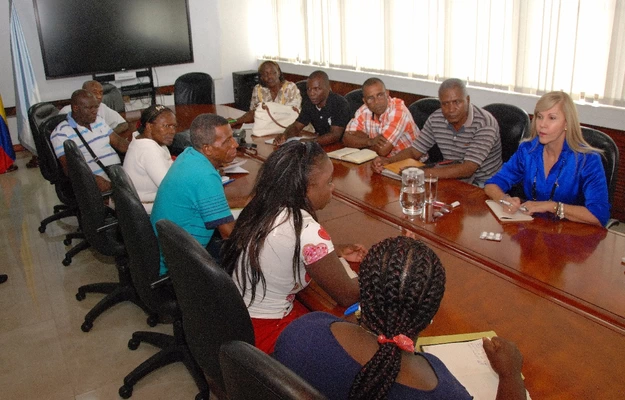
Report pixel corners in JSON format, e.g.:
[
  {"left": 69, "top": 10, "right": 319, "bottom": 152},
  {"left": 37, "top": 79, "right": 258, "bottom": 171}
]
[{"left": 0, "top": 93, "right": 7, "bottom": 124}]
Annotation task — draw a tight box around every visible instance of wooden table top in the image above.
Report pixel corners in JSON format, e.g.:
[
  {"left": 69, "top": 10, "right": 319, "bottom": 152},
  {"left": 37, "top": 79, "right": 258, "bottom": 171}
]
[{"left": 135, "top": 105, "right": 625, "bottom": 399}]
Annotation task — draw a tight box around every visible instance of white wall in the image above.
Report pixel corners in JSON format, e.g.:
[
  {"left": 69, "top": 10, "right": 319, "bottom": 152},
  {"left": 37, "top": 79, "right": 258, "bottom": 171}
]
[
  {"left": 0, "top": 0, "right": 258, "bottom": 144},
  {"left": 1, "top": 0, "right": 623, "bottom": 146}
]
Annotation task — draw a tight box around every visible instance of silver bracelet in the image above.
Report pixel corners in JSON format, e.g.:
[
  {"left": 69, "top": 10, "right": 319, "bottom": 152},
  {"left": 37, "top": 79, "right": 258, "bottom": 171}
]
[{"left": 557, "top": 202, "right": 565, "bottom": 219}]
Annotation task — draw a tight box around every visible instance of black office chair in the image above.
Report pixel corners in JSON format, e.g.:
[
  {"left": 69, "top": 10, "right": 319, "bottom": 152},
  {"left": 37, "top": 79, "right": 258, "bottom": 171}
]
[
  {"left": 483, "top": 103, "right": 530, "bottom": 163},
  {"left": 408, "top": 98, "right": 444, "bottom": 163},
  {"left": 156, "top": 219, "right": 255, "bottom": 399},
  {"left": 296, "top": 80, "right": 309, "bottom": 104},
  {"left": 220, "top": 341, "right": 327, "bottom": 400},
  {"left": 63, "top": 140, "right": 150, "bottom": 332},
  {"left": 107, "top": 166, "right": 208, "bottom": 399},
  {"left": 174, "top": 72, "right": 215, "bottom": 105},
  {"left": 36, "top": 114, "right": 92, "bottom": 265},
  {"left": 28, "top": 104, "right": 75, "bottom": 233},
  {"left": 344, "top": 88, "right": 364, "bottom": 119},
  {"left": 408, "top": 97, "right": 441, "bottom": 130},
  {"left": 168, "top": 129, "right": 191, "bottom": 157},
  {"left": 102, "top": 83, "right": 125, "bottom": 113},
  {"left": 581, "top": 127, "right": 620, "bottom": 227}
]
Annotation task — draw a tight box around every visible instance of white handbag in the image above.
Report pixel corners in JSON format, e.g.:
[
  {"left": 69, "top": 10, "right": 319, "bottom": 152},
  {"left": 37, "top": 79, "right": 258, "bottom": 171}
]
[{"left": 251, "top": 102, "right": 299, "bottom": 137}]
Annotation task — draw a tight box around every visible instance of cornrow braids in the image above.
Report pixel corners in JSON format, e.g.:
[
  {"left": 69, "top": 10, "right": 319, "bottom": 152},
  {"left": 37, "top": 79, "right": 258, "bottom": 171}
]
[
  {"left": 222, "top": 141, "right": 328, "bottom": 306},
  {"left": 349, "top": 236, "right": 446, "bottom": 400}
]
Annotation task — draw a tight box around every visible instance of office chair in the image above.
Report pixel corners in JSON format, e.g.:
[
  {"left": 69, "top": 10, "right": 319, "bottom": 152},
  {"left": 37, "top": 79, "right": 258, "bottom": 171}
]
[
  {"left": 174, "top": 72, "right": 216, "bottom": 105},
  {"left": 168, "top": 129, "right": 191, "bottom": 157},
  {"left": 102, "top": 83, "right": 125, "bottom": 113},
  {"left": 63, "top": 140, "right": 151, "bottom": 332},
  {"left": 220, "top": 340, "right": 327, "bottom": 400},
  {"left": 408, "top": 98, "right": 444, "bottom": 163},
  {"left": 35, "top": 113, "right": 92, "bottom": 265},
  {"left": 408, "top": 97, "right": 441, "bottom": 130},
  {"left": 107, "top": 166, "right": 208, "bottom": 399},
  {"left": 483, "top": 103, "right": 530, "bottom": 163},
  {"left": 344, "top": 88, "right": 364, "bottom": 119},
  {"left": 296, "top": 80, "right": 309, "bottom": 104},
  {"left": 156, "top": 219, "right": 255, "bottom": 399},
  {"left": 581, "top": 127, "right": 619, "bottom": 228},
  {"left": 28, "top": 104, "right": 74, "bottom": 233}
]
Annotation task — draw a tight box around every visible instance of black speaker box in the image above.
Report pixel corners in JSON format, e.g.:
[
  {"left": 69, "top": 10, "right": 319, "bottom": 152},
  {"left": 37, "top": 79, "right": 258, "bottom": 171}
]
[{"left": 232, "top": 70, "right": 259, "bottom": 111}]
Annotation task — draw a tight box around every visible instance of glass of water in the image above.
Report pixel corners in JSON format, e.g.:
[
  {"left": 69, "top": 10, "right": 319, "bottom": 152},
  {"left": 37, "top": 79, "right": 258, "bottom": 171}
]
[{"left": 400, "top": 167, "right": 425, "bottom": 216}]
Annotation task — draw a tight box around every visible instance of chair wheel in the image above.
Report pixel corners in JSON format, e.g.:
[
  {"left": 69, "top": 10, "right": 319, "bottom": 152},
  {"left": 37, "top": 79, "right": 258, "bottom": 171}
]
[
  {"left": 76, "top": 291, "right": 86, "bottom": 301},
  {"left": 38, "top": 225, "right": 46, "bottom": 233},
  {"left": 119, "top": 384, "right": 133, "bottom": 399},
  {"left": 63, "top": 238, "right": 72, "bottom": 246},
  {"left": 81, "top": 321, "right": 93, "bottom": 332},
  {"left": 62, "top": 257, "right": 71, "bottom": 266},
  {"left": 147, "top": 315, "right": 159, "bottom": 327},
  {"left": 128, "top": 338, "right": 140, "bottom": 350}
]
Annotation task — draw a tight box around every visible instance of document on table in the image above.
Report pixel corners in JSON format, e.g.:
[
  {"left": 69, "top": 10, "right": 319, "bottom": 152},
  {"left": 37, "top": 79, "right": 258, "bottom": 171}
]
[
  {"left": 417, "top": 332, "right": 531, "bottom": 400},
  {"left": 486, "top": 200, "right": 533, "bottom": 222},
  {"left": 223, "top": 158, "right": 249, "bottom": 174}
]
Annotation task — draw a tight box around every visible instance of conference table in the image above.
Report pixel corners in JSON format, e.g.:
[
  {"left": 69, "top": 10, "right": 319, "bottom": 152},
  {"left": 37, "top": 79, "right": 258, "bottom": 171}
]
[{"left": 125, "top": 105, "right": 625, "bottom": 399}]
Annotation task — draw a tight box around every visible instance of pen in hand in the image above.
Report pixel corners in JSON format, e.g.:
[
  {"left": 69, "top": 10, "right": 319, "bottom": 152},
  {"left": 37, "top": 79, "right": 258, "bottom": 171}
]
[{"left": 499, "top": 199, "right": 529, "bottom": 212}]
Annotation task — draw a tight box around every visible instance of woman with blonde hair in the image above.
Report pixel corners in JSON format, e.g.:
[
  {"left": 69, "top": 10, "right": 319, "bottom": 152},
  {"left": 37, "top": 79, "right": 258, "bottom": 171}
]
[{"left": 485, "top": 91, "right": 609, "bottom": 226}]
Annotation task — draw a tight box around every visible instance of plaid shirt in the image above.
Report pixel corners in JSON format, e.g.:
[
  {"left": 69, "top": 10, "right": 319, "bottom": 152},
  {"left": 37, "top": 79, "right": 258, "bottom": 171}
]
[{"left": 346, "top": 97, "right": 419, "bottom": 156}]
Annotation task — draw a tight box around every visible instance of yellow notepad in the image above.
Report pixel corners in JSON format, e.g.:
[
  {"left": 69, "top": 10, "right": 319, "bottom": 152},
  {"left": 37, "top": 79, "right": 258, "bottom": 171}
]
[{"left": 327, "top": 148, "right": 378, "bottom": 164}]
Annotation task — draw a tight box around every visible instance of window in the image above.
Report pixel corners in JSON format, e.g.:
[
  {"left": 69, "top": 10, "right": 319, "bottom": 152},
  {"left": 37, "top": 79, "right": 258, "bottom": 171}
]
[{"left": 251, "top": 0, "right": 625, "bottom": 107}]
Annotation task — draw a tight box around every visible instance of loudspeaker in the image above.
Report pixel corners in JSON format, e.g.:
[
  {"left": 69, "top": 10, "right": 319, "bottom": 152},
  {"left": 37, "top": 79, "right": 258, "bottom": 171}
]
[{"left": 232, "top": 70, "right": 259, "bottom": 111}]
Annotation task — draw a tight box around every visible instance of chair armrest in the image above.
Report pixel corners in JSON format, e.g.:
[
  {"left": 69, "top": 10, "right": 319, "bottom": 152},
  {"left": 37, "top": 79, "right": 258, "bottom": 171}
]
[
  {"left": 96, "top": 220, "right": 119, "bottom": 233},
  {"left": 150, "top": 275, "right": 171, "bottom": 290}
]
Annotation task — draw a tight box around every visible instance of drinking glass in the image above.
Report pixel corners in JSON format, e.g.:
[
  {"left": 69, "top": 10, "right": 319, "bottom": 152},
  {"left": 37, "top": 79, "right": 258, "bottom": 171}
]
[
  {"left": 424, "top": 175, "right": 438, "bottom": 204},
  {"left": 400, "top": 168, "right": 425, "bottom": 216}
]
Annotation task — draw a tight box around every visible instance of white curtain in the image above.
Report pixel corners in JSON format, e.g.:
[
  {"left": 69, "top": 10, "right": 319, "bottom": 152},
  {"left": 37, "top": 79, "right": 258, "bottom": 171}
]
[
  {"left": 10, "top": 1, "right": 41, "bottom": 155},
  {"left": 251, "top": 0, "right": 625, "bottom": 106}
]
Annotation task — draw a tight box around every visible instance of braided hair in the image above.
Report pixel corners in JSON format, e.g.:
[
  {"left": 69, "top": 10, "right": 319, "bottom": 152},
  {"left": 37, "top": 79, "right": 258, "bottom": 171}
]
[
  {"left": 349, "top": 236, "right": 446, "bottom": 400},
  {"left": 222, "top": 141, "right": 328, "bottom": 305}
]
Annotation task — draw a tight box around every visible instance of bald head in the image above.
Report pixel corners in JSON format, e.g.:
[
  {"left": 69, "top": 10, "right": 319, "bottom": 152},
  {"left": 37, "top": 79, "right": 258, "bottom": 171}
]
[
  {"left": 71, "top": 89, "right": 99, "bottom": 126},
  {"left": 82, "top": 80, "right": 104, "bottom": 105}
]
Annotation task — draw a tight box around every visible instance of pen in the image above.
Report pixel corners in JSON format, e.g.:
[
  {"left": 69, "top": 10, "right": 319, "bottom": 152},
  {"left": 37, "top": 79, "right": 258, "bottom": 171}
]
[
  {"left": 499, "top": 199, "right": 528, "bottom": 212},
  {"left": 344, "top": 302, "right": 360, "bottom": 316}
]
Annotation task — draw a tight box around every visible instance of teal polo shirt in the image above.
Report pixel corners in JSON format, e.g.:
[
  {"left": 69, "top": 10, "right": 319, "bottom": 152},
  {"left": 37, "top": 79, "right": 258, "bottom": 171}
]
[{"left": 151, "top": 147, "right": 234, "bottom": 275}]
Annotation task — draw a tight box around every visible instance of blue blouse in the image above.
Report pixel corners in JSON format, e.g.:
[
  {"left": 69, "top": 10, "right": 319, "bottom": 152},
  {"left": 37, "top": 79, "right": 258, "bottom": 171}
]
[{"left": 485, "top": 137, "right": 610, "bottom": 226}]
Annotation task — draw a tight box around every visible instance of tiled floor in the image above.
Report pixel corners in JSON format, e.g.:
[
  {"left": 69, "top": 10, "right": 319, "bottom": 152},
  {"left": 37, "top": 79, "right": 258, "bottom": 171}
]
[{"left": 0, "top": 151, "right": 199, "bottom": 399}]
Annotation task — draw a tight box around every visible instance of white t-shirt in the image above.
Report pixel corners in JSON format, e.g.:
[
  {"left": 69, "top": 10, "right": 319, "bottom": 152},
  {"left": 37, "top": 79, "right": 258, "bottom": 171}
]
[
  {"left": 235, "top": 209, "right": 335, "bottom": 319},
  {"left": 60, "top": 102, "right": 126, "bottom": 130},
  {"left": 122, "top": 136, "right": 173, "bottom": 214}
]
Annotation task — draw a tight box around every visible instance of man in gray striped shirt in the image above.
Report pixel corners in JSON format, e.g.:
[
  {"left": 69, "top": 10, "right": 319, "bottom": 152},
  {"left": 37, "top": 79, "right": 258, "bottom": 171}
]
[{"left": 372, "top": 78, "right": 502, "bottom": 187}]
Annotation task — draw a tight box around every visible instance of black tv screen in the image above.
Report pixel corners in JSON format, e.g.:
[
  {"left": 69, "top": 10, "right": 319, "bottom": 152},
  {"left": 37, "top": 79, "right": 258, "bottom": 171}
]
[{"left": 33, "top": 0, "right": 194, "bottom": 79}]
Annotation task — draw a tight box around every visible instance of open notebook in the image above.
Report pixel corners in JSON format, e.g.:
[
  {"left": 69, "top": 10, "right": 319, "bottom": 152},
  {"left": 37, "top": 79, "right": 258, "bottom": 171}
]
[
  {"left": 486, "top": 200, "right": 533, "bottom": 222},
  {"left": 327, "top": 148, "right": 377, "bottom": 164}
]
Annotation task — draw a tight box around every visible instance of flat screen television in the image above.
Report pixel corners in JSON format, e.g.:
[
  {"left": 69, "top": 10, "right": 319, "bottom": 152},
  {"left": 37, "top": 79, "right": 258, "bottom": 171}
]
[{"left": 33, "top": 0, "right": 194, "bottom": 79}]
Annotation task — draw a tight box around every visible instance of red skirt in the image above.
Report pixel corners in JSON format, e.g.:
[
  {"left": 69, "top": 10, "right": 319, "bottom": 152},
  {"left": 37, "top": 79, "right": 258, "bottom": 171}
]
[{"left": 252, "top": 301, "right": 309, "bottom": 354}]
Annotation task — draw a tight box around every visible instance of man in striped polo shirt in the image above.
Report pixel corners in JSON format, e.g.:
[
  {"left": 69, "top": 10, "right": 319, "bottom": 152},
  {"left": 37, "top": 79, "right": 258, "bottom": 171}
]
[
  {"left": 51, "top": 89, "right": 129, "bottom": 192},
  {"left": 372, "top": 78, "right": 502, "bottom": 187},
  {"left": 343, "top": 77, "right": 419, "bottom": 157}
]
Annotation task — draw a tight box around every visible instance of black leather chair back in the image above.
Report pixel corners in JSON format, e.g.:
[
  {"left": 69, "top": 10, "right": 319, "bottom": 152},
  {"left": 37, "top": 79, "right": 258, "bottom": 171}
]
[
  {"left": 156, "top": 219, "right": 254, "bottom": 394},
  {"left": 29, "top": 104, "right": 61, "bottom": 181},
  {"left": 581, "top": 127, "right": 619, "bottom": 205},
  {"left": 220, "top": 341, "right": 327, "bottom": 400},
  {"left": 174, "top": 72, "right": 215, "bottom": 105},
  {"left": 296, "top": 80, "right": 309, "bottom": 104},
  {"left": 108, "top": 165, "right": 176, "bottom": 315},
  {"left": 408, "top": 97, "right": 441, "bottom": 130},
  {"left": 344, "top": 88, "right": 364, "bottom": 119},
  {"left": 483, "top": 103, "right": 530, "bottom": 163},
  {"left": 102, "top": 83, "right": 125, "bottom": 113},
  {"left": 63, "top": 140, "right": 125, "bottom": 257}
]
